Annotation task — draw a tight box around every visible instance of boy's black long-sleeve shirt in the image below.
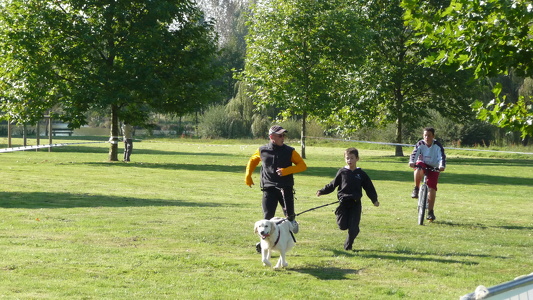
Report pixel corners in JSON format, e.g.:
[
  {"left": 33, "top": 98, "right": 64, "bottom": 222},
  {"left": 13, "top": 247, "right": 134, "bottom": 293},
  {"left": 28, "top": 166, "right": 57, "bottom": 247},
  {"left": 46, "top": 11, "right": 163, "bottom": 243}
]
[{"left": 318, "top": 167, "right": 378, "bottom": 204}]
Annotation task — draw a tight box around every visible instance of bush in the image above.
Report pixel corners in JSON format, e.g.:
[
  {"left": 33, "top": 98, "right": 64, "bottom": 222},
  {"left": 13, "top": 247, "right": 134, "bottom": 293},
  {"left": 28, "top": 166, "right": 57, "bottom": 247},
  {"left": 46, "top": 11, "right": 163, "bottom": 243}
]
[
  {"left": 460, "top": 122, "right": 495, "bottom": 146},
  {"left": 198, "top": 104, "right": 254, "bottom": 139},
  {"left": 251, "top": 115, "right": 270, "bottom": 138}
]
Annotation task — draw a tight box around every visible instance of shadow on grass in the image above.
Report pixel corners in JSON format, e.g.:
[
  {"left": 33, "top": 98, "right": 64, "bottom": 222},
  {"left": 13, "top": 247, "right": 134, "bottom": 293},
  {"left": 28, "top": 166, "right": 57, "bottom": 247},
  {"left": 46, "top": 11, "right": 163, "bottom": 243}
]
[
  {"left": 329, "top": 248, "right": 482, "bottom": 265},
  {"left": 76, "top": 161, "right": 533, "bottom": 187},
  {"left": 293, "top": 265, "right": 362, "bottom": 280},
  {"left": 53, "top": 145, "right": 240, "bottom": 157},
  {"left": 369, "top": 156, "right": 533, "bottom": 167},
  {"left": 0, "top": 191, "right": 223, "bottom": 209},
  {"left": 84, "top": 162, "right": 246, "bottom": 173},
  {"left": 330, "top": 248, "right": 505, "bottom": 265},
  {"left": 438, "top": 220, "right": 533, "bottom": 231},
  {"left": 305, "top": 167, "right": 532, "bottom": 187}
]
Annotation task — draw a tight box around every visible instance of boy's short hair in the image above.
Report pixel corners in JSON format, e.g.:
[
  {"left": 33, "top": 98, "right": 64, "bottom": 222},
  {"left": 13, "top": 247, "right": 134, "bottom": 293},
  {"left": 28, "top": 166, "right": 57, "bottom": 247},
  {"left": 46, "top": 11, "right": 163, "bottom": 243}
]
[
  {"left": 345, "top": 147, "right": 359, "bottom": 158},
  {"left": 424, "top": 127, "right": 435, "bottom": 135}
]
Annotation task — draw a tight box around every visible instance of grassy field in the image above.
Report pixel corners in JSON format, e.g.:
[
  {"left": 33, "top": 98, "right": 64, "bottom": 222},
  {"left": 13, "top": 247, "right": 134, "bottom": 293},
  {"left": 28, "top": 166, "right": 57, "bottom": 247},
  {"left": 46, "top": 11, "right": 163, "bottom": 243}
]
[{"left": 1, "top": 136, "right": 532, "bottom": 299}]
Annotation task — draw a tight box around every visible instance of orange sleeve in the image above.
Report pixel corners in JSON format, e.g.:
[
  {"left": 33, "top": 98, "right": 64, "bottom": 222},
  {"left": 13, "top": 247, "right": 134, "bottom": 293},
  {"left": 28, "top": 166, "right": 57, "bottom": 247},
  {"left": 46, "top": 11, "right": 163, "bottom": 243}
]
[
  {"left": 245, "top": 149, "right": 261, "bottom": 186},
  {"left": 279, "top": 150, "right": 307, "bottom": 176}
]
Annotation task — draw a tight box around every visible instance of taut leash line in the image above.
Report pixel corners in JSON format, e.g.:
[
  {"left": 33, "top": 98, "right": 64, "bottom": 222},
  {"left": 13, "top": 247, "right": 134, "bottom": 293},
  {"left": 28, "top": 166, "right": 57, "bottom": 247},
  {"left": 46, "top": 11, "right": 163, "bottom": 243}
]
[{"left": 295, "top": 201, "right": 339, "bottom": 217}]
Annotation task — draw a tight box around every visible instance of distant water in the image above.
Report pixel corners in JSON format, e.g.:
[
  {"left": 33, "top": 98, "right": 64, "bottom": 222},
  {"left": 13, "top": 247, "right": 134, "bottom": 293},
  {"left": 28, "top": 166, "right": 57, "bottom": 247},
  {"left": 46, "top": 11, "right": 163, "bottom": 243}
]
[{"left": 73, "top": 127, "right": 109, "bottom": 136}]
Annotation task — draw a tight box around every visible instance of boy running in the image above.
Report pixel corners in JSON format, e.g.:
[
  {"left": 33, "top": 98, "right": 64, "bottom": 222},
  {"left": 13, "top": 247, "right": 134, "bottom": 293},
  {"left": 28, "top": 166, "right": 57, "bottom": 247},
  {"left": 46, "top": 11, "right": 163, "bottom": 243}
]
[{"left": 316, "top": 148, "right": 379, "bottom": 251}]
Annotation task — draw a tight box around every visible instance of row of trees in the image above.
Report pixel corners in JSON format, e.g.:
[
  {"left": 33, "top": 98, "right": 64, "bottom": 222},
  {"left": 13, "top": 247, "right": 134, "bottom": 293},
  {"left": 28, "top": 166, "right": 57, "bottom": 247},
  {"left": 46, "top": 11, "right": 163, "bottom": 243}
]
[
  {"left": 1, "top": 0, "right": 531, "bottom": 160},
  {"left": 239, "top": 0, "right": 533, "bottom": 157}
]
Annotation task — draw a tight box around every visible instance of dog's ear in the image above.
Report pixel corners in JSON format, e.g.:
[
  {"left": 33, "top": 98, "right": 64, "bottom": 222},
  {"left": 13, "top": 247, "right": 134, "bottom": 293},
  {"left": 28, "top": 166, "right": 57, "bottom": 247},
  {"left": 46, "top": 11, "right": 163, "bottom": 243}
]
[{"left": 254, "top": 221, "right": 259, "bottom": 234}]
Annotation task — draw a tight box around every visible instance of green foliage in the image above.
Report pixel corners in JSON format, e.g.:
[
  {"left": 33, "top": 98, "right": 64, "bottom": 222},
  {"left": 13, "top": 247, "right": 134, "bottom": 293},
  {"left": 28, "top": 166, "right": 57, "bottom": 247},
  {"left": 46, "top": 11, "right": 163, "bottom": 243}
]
[
  {"left": 251, "top": 114, "right": 271, "bottom": 138},
  {"left": 332, "top": 0, "right": 477, "bottom": 133},
  {"left": 403, "top": 0, "right": 533, "bottom": 78},
  {"left": 243, "top": 0, "right": 478, "bottom": 157},
  {"left": 217, "top": 4, "right": 249, "bottom": 102},
  {"left": 198, "top": 105, "right": 231, "bottom": 138},
  {"left": 0, "top": 0, "right": 222, "bottom": 127},
  {"left": 403, "top": 0, "right": 533, "bottom": 138},
  {"left": 197, "top": 104, "right": 252, "bottom": 138},
  {"left": 242, "top": 0, "right": 368, "bottom": 121},
  {"left": 458, "top": 121, "right": 495, "bottom": 146},
  {"left": 473, "top": 92, "right": 533, "bottom": 139}
]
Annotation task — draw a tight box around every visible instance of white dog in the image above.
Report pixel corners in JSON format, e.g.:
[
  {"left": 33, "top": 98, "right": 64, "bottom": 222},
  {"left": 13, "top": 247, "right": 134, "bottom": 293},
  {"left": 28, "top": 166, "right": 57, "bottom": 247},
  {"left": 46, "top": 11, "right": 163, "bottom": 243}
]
[{"left": 254, "top": 217, "right": 296, "bottom": 268}]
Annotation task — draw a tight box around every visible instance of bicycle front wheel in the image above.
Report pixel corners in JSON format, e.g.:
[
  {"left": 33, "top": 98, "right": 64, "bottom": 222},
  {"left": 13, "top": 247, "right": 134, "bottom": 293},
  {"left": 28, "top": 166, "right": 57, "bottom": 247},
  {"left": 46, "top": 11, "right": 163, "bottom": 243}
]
[{"left": 417, "top": 184, "right": 428, "bottom": 225}]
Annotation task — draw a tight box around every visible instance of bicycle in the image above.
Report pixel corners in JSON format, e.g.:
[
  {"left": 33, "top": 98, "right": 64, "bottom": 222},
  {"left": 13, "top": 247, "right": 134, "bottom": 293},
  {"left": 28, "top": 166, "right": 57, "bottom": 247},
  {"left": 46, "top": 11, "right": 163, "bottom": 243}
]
[{"left": 417, "top": 166, "right": 440, "bottom": 225}]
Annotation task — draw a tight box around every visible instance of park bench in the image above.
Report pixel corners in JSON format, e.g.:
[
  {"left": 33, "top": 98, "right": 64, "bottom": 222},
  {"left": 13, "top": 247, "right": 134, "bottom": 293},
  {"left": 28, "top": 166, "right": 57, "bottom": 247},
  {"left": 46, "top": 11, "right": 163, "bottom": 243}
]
[{"left": 51, "top": 124, "right": 74, "bottom": 136}]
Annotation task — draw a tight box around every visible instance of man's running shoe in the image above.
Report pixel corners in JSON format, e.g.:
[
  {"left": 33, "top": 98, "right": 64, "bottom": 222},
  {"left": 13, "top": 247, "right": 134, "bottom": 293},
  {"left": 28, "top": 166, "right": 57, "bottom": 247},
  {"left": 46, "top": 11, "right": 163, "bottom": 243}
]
[
  {"left": 256, "top": 242, "right": 261, "bottom": 253},
  {"left": 411, "top": 186, "right": 419, "bottom": 198},
  {"left": 427, "top": 211, "right": 436, "bottom": 222}
]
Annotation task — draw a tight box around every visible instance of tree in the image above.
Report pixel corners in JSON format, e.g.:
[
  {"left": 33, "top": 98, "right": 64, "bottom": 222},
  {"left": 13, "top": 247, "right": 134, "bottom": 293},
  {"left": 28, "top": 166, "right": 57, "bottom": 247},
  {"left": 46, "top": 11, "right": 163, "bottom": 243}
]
[
  {"left": 242, "top": 0, "right": 368, "bottom": 158},
  {"left": 321, "top": 0, "right": 478, "bottom": 156},
  {"left": 217, "top": 3, "right": 249, "bottom": 103},
  {"left": 0, "top": 0, "right": 222, "bottom": 160},
  {"left": 403, "top": 0, "right": 533, "bottom": 139}
]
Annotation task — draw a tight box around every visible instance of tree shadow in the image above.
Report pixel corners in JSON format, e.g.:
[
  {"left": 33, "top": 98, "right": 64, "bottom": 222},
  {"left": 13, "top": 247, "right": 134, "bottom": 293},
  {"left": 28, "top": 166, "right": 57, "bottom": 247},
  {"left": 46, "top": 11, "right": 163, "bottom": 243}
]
[
  {"left": 369, "top": 157, "right": 533, "bottom": 167},
  {"left": 79, "top": 161, "right": 533, "bottom": 187},
  {"left": 0, "top": 191, "right": 225, "bottom": 209},
  {"left": 53, "top": 145, "right": 240, "bottom": 157},
  {"left": 438, "top": 220, "right": 533, "bottom": 231},
  {"left": 36, "top": 144, "right": 533, "bottom": 187},
  {"left": 293, "top": 265, "right": 362, "bottom": 280},
  {"left": 330, "top": 248, "right": 484, "bottom": 265},
  {"left": 84, "top": 162, "right": 246, "bottom": 173},
  {"left": 306, "top": 166, "right": 532, "bottom": 186}
]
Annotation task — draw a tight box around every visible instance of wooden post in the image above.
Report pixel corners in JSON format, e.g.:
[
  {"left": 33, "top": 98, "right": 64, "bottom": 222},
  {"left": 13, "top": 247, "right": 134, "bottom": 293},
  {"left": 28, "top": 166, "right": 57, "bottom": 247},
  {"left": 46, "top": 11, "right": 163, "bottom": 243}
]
[
  {"left": 7, "top": 121, "right": 11, "bottom": 148},
  {"left": 23, "top": 124, "right": 27, "bottom": 149},
  {"left": 36, "top": 121, "right": 40, "bottom": 151},
  {"left": 48, "top": 117, "right": 52, "bottom": 152}
]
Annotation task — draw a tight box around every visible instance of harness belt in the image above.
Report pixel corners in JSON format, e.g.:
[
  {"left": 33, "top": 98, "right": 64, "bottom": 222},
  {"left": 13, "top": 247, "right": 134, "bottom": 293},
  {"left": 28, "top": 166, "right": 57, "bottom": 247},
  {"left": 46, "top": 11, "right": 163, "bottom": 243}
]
[
  {"left": 274, "top": 219, "right": 297, "bottom": 244},
  {"left": 273, "top": 227, "right": 281, "bottom": 246}
]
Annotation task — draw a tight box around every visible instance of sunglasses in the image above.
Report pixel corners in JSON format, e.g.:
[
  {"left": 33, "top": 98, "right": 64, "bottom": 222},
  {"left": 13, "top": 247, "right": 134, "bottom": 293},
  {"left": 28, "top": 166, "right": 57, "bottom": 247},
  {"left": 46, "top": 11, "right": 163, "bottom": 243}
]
[{"left": 273, "top": 133, "right": 286, "bottom": 137}]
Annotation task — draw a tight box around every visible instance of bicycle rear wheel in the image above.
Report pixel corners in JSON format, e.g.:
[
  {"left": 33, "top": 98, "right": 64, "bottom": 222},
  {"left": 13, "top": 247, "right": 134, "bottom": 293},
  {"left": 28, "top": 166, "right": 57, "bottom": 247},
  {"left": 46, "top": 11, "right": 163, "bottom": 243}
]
[{"left": 417, "top": 184, "right": 428, "bottom": 225}]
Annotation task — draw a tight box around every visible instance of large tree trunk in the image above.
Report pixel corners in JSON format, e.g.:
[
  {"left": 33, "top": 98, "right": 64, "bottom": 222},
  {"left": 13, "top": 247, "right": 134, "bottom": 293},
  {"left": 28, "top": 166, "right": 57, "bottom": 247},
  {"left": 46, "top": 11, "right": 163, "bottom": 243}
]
[
  {"left": 395, "top": 115, "right": 404, "bottom": 157},
  {"left": 301, "top": 112, "right": 307, "bottom": 159},
  {"left": 108, "top": 104, "right": 119, "bottom": 161}
]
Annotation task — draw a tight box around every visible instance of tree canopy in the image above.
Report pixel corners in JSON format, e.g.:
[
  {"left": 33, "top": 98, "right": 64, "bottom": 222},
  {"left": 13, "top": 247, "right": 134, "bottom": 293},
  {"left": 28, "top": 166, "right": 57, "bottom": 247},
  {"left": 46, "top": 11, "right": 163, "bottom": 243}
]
[
  {"left": 321, "top": 0, "right": 478, "bottom": 155},
  {"left": 242, "top": 0, "right": 368, "bottom": 156},
  {"left": 243, "top": 0, "right": 478, "bottom": 156},
  {"left": 0, "top": 0, "right": 222, "bottom": 159},
  {"left": 403, "top": 0, "right": 533, "bottom": 138}
]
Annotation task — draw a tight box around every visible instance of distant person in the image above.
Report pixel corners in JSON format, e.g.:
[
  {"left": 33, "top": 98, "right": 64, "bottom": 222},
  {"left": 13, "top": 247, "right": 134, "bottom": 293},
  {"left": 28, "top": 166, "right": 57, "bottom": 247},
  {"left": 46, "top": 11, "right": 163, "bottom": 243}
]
[
  {"left": 316, "top": 147, "right": 379, "bottom": 251},
  {"left": 245, "top": 125, "right": 307, "bottom": 243},
  {"left": 409, "top": 127, "right": 446, "bottom": 221},
  {"left": 122, "top": 122, "right": 134, "bottom": 162}
]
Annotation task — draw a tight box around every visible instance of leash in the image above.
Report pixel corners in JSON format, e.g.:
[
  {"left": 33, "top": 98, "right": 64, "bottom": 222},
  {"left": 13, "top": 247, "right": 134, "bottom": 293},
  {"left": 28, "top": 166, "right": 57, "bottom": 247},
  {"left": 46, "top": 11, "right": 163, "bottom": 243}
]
[
  {"left": 269, "top": 200, "right": 338, "bottom": 245},
  {"left": 295, "top": 200, "right": 339, "bottom": 217}
]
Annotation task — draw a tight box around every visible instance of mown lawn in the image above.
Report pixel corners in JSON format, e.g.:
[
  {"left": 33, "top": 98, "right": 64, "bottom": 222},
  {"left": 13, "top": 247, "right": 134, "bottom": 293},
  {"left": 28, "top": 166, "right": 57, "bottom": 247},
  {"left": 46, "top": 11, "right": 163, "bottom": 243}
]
[{"left": 1, "top": 137, "right": 532, "bottom": 299}]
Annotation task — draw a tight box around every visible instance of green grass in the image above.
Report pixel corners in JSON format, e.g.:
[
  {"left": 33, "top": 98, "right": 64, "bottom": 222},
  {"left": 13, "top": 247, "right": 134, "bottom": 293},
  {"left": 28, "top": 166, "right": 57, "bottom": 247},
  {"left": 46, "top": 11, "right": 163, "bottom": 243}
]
[{"left": 1, "top": 137, "right": 532, "bottom": 299}]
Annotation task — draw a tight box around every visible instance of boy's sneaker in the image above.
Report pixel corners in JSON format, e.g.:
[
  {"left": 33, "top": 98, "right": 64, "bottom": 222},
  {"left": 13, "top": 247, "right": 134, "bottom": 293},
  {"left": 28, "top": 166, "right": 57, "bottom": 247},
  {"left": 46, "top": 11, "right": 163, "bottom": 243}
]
[
  {"left": 427, "top": 211, "right": 436, "bottom": 222},
  {"left": 256, "top": 242, "right": 261, "bottom": 253},
  {"left": 290, "top": 220, "right": 299, "bottom": 234},
  {"left": 411, "top": 186, "right": 419, "bottom": 198}
]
